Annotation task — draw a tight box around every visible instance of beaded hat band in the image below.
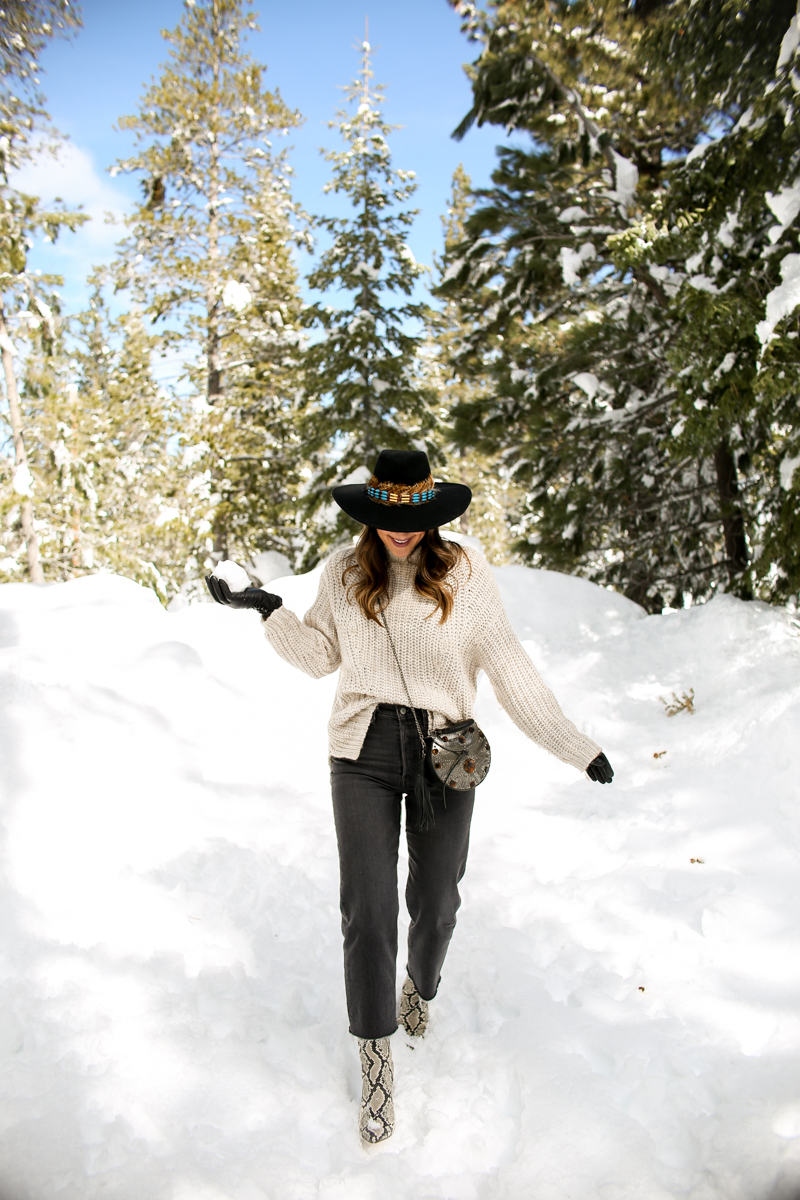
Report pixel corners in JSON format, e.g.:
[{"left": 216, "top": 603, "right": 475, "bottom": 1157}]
[{"left": 366, "top": 473, "right": 436, "bottom": 507}]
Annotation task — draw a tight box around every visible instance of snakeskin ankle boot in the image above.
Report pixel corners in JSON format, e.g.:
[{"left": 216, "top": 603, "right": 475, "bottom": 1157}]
[
  {"left": 357, "top": 1036, "right": 395, "bottom": 1143},
  {"left": 397, "top": 974, "right": 429, "bottom": 1037}
]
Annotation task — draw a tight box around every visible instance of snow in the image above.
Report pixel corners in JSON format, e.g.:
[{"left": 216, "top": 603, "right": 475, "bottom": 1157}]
[
  {"left": 717, "top": 210, "right": 740, "bottom": 248},
  {"left": 222, "top": 280, "right": 252, "bottom": 313},
  {"left": 347, "top": 309, "right": 373, "bottom": 334},
  {"left": 155, "top": 505, "right": 181, "bottom": 528},
  {"left": 780, "top": 453, "right": 800, "bottom": 490},
  {"left": 247, "top": 550, "right": 293, "bottom": 587},
  {"left": 713, "top": 352, "right": 737, "bottom": 377},
  {"left": 756, "top": 253, "right": 800, "bottom": 347},
  {"left": 611, "top": 150, "right": 638, "bottom": 208},
  {"left": 559, "top": 242, "right": 596, "bottom": 285},
  {"left": 685, "top": 248, "right": 705, "bottom": 273},
  {"left": 440, "top": 256, "right": 466, "bottom": 285},
  {"left": 557, "top": 206, "right": 589, "bottom": 223},
  {"left": 336, "top": 465, "right": 371, "bottom": 487},
  {"left": 688, "top": 274, "right": 719, "bottom": 294},
  {"left": 778, "top": 14, "right": 800, "bottom": 70},
  {"left": 0, "top": 564, "right": 799, "bottom": 1198},
  {"left": 572, "top": 372, "right": 601, "bottom": 399},
  {"left": 11, "top": 463, "right": 34, "bottom": 497},
  {"left": 685, "top": 141, "right": 711, "bottom": 165},
  {"left": 766, "top": 178, "right": 800, "bottom": 244},
  {"left": 211, "top": 559, "right": 251, "bottom": 591}
]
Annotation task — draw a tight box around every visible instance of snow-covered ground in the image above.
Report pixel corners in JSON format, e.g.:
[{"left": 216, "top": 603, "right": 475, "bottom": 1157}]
[{"left": 1, "top": 560, "right": 799, "bottom": 1199}]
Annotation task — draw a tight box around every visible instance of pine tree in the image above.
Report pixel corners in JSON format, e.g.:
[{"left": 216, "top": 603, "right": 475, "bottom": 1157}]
[
  {"left": 111, "top": 0, "right": 307, "bottom": 574},
  {"left": 12, "top": 314, "right": 92, "bottom": 580},
  {"left": 178, "top": 162, "right": 307, "bottom": 570},
  {"left": 608, "top": 0, "right": 800, "bottom": 602},
  {"left": 299, "top": 36, "right": 434, "bottom": 563},
  {"left": 0, "top": 0, "right": 85, "bottom": 582},
  {"left": 439, "top": 0, "right": 794, "bottom": 610},
  {"left": 71, "top": 281, "right": 181, "bottom": 592},
  {"left": 10, "top": 276, "right": 180, "bottom": 593},
  {"left": 427, "top": 165, "right": 520, "bottom": 562}
]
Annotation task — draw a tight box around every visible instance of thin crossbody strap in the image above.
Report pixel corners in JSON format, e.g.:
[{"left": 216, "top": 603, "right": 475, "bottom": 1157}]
[{"left": 379, "top": 609, "right": 428, "bottom": 756}]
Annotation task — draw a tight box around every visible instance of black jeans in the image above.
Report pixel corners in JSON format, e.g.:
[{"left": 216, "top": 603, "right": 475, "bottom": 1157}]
[{"left": 330, "top": 704, "right": 475, "bottom": 1039}]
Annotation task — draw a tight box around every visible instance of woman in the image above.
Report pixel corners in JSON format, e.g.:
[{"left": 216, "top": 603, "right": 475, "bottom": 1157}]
[{"left": 206, "top": 448, "right": 613, "bottom": 1145}]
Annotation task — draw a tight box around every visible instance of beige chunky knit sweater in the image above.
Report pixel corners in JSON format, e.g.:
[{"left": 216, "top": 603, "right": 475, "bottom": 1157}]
[{"left": 263, "top": 545, "right": 602, "bottom": 770}]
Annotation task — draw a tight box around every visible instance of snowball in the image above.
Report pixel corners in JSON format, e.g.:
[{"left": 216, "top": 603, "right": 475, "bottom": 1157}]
[{"left": 211, "top": 559, "right": 251, "bottom": 592}]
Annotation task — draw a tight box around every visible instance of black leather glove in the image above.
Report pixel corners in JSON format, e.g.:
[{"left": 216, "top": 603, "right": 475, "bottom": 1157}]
[
  {"left": 586, "top": 752, "right": 614, "bottom": 784},
  {"left": 205, "top": 575, "right": 283, "bottom": 618}
]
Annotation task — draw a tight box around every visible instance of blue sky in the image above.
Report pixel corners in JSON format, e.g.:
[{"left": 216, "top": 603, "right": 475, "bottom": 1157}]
[{"left": 17, "top": 0, "right": 508, "bottom": 315}]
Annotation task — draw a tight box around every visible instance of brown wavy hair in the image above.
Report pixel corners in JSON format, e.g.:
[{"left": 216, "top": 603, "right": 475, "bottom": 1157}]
[{"left": 342, "top": 527, "right": 470, "bottom": 624}]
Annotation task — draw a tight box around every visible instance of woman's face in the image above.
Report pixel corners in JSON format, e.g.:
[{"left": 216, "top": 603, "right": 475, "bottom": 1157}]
[{"left": 376, "top": 528, "right": 426, "bottom": 559}]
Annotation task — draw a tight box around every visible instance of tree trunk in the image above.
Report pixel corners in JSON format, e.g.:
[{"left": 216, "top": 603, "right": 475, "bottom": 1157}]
[
  {"left": 458, "top": 450, "right": 470, "bottom": 534},
  {"left": 714, "top": 437, "right": 750, "bottom": 595},
  {"left": 206, "top": 0, "right": 222, "bottom": 405},
  {"left": 358, "top": 279, "right": 376, "bottom": 459},
  {"left": 213, "top": 526, "right": 228, "bottom": 563},
  {"left": 0, "top": 297, "right": 44, "bottom": 583},
  {"left": 207, "top": 0, "right": 223, "bottom": 555}
]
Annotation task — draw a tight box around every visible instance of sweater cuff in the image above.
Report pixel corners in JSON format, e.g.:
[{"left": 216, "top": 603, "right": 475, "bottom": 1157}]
[
  {"left": 261, "top": 603, "right": 293, "bottom": 632},
  {"left": 573, "top": 736, "right": 603, "bottom": 772}
]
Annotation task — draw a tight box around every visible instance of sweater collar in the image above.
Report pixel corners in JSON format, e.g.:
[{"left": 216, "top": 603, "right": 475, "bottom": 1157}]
[{"left": 386, "top": 545, "right": 421, "bottom": 572}]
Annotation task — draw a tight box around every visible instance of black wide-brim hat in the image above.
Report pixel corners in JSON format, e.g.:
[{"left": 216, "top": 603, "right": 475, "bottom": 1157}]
[{"left": 331, "top": 449, "right": 472, "bottom": 533}]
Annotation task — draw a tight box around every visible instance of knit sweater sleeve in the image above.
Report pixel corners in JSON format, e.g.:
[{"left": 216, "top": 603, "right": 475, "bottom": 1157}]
[
  {"left": 261, "top": 557, "right": 341, "bottom": 679},
  {"left": 474, "top": 575, "right": 601, "bottom": 772}
]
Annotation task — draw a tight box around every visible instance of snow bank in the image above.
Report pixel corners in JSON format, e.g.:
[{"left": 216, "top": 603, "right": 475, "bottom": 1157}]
[{"left": 0, "top": 564, "right": 799, "bottom": 1199}]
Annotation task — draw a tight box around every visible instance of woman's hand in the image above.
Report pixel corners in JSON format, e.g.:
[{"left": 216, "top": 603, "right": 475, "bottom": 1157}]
[
  {"left": 205, "top": 575, "right": 283, "bottom": 618},
  {"left": 586, "top": 752, "right": 614, "bottom": 784}
]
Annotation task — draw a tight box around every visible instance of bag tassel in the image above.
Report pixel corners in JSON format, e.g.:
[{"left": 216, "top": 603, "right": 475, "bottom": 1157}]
[{"left": 413, "top": 766, "right": 436, "bottom": 831}]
